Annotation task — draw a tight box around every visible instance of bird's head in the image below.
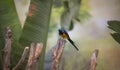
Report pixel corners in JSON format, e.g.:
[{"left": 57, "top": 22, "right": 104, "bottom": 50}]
[
  {"left": 58, "top": 29, "right": 67, "bottom": 34},
  {"left": 58, "top": 29, "right": 63, "bottom": 35}
]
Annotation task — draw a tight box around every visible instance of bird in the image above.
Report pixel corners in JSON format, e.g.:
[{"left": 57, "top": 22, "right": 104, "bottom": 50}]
[{"left": 58, "top": 29, "right": 79, "bottom": 51}]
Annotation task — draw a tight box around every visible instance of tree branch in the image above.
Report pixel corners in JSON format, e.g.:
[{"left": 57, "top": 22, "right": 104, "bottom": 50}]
[
  {"left": 32, "top": 43, "right": 43, "bottom": 70},
  {"left": 26, "top": 43, "right": 36, "bottom": 70},
  {"left": 90, "top": 49, "right": 99, "bottom": 70},
  {"left": 13, "top": 47, "right": 29, "bottom": 70},
  {"left": 3, "top": 27, "right": 12, "bottom": 70},
  {"left": 26, "top": 43, "right": 43, "bottom": 70},
  {"left": 52, "top": 38, "right": 66, "bottom": 70}
]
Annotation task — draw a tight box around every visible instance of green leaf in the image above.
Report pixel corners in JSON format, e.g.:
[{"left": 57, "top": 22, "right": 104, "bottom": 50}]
[
  {"left": 70, "top": 0, "right": 81, "bottom": 19},
  {"left": 69, "top": 20, "right": 74, "bottom": 30},
  {"left": 0, "top": 0, "right": 22, "bottom": 46},
  {"left": 0, "top": 0, "right": 22, "bottom": 69},
  {"left": 111, "top": 33, "right": 120, "bottom": 44},
  {"left": 60, "top": 10, "right": 72, "bottom": 30},
  {"left": 60, "top": 0, "right": 81, "bottom": 30},
  {"left": 53, "top": 0, "right": 62, "bottom": 8},
  {"left": 108, "top": 21, "right": 120, "bottom": 33},
  {"left": 60, "top": 0, "right": 71, "bottom": 30},
  {"left": 19, "top": 0, "right": 53, "bottom": 69},
  {"left": 107, "top": 20, "right": 120, "bottom": 44}
]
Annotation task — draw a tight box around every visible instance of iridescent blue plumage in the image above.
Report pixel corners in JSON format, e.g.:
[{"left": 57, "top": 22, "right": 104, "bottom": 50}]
[{"left": 58, "top": 29, "right": 79, "bottom": 51}]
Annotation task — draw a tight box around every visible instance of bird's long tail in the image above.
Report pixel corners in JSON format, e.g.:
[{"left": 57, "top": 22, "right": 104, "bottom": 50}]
[{"left": 68, "top": 38, "right": 79, "bottom": 51}]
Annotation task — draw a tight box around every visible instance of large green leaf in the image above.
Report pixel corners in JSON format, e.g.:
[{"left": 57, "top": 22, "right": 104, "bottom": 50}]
[
  {"left": 0, "top": 0, "right": 22, "bottom": 47},
  {"left": 0, "top": 0, "right": 22, "bottom": 69},
  {"left": 111, "top": 33, "right": 120, "bottom": 44},
  {"left": 54, "top": 0, "right": 62, "bottom": 8},
  {"left": 108, "top": 21, "right": 120, "bottom": 33},
  {"left": 108, "top": 20, "right": 120, "bottom": 44},
  {"left": 60, "top": 0, "right": 81, "bottom": 30},
  {"left": 19, "top": 0, "right": 53, "bottom": 70}
]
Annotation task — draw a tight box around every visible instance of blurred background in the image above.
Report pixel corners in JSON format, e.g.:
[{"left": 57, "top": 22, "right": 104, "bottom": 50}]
[{"left": 15, "top": 0, "right": 120, "bottom": 70}]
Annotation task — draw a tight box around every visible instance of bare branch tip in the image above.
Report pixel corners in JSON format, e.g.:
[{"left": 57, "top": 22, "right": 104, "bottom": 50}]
[
  {"left": 37, "top": 43, "right": 43, "bottom": 48},
  {"left": 25, "top": 47, "right": 29, "bottom": 50}
]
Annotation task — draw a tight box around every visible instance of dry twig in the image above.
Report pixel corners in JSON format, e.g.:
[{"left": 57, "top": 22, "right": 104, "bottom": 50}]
[
  {"left": 32, "top": 43, "right": 43, "bottom": 70},
  {"left": 26, "top": 43, "right": 36, "bottom": 70},
  {"left": 52, "top": 39, "right": 66, "bottom": 70},
  {"left": 26, "top": 43, "right": 43, "bottom": 70},
  {"left": 3, "top": 27, "right": 12, "bottom": 70},
  {"left": 90, "top": 49, "right": 99, "bottom": 70},
  {"left": 13, "top": 47, "right": 29, "bottom": 70},
  {"left": 2, "top": 26, "right": 43, "bottom": 70}
]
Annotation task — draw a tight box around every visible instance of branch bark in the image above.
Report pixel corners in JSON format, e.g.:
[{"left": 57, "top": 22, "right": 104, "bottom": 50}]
[
  {"left": 13, "top": 47, "right": 29, "bottom": 70},
  {"left": 2, "top": 27, "right": 43, "bottom": 70},
  {"left": 26, "top": 43, "right": 43, "bottom": 70},
  {"left": 52, "top": 38, "right": 66, "bottom": 70},
  {"left": 32, "top": 43, "right": 43, "bottom": 70},
  {"left": 90, "top": 49, "right": 99, "bottom": 70},
  {"left": 3, "top": 27, "right": 12, "bottom": 70},
  {"left": 26, "top": 43, "right": 36, "bottom": 70}
]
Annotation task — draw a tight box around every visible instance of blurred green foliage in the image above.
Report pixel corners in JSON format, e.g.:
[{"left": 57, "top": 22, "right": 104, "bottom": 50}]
[
  {"left": 79, "top": 0, "right": 91, "bottom": 22},
  {"left": 108, "top": 20, "right": 120, "bottom": 44},
  {"left": 49, "top": 0, "right": 91, "bottom": 31},
  {"left": 21, "top": 0, "right": 29, "bottom": 5}
]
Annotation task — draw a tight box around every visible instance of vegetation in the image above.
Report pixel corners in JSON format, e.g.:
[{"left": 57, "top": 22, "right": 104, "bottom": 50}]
[
  {"left": 50, "top": 0, "right": 91, "bottom": 31},
  {"left": 0, "top": 0, "right": 86, "bottom": 69},
  {"left": 108, "top": 20, "right": 120, "bottom": 44},
  {"left": 0, "top": 0, "right": 53, "bottom": 70},
  {"left": 1, "top": 0, "right": 120, "bottom": 70}
]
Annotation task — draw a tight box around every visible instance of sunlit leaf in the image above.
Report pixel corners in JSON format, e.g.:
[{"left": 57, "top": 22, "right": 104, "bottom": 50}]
[
  {"left": 61, "top": 11, "right": 72, "bottom": 30},
  {"left": 60, "top": 0, "right": 71, "bottom": 30},
  {"left": 60, "top": 0, "right": 81, "bottom": 30},
  {"left": 70, "top": 0, "right": 81, "bottom": 19}
]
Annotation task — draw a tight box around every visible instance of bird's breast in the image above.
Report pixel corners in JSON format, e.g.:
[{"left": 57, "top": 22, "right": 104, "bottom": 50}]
[{"left": 61, "top": 33, "right": 68, "bottom": 38}]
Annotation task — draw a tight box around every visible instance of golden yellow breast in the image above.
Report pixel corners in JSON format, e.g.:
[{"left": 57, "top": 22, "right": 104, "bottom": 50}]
[{"left": 61, "top": 33, "right": 68, "bottom": 38}]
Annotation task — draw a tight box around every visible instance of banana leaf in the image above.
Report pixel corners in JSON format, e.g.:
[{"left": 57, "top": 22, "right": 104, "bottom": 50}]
[
  {"left": 111, "top": 33, "right": 120, "bottom": 44},
  {"left": 0, "top": 0, "right": 22, "bottom": 69},
  {"left": 108, "top": 20, "right": 120, "bottom": 44},
  {"left": 108, "top": 21, "right": 120, "bottom": 34},
  {"left": 60, "top": 0, "right": 81, "bottom": 30},
  {"left": 19, "top": 0, "right": 53, "bottom": 70}
]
